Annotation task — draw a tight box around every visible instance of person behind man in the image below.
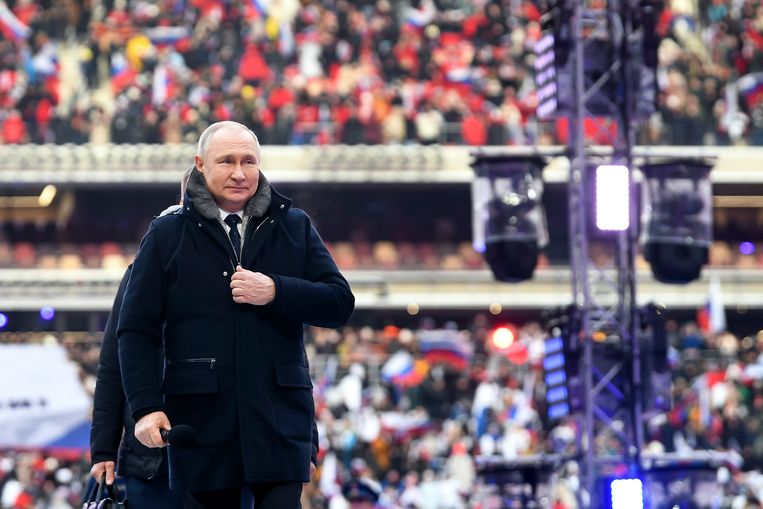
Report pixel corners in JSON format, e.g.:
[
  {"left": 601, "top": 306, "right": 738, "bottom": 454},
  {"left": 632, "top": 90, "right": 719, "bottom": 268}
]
[
  {"left": 117, "top": 121, "right": 355, "bottom": 508},
  {"left": 89, "top": 170, "right": 192, "bottom": 508}
]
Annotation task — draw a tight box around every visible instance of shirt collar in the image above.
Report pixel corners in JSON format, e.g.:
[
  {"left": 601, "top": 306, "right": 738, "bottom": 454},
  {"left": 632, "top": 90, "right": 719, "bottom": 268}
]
[{"left": 219, "top": 208, "right": 244, "bottom": 223}]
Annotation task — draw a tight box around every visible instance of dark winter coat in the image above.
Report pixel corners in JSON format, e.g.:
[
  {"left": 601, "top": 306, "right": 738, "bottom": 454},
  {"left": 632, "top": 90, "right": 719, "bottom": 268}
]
[{"left": 117, "top": 169, "right": 354, "bottom": 490}]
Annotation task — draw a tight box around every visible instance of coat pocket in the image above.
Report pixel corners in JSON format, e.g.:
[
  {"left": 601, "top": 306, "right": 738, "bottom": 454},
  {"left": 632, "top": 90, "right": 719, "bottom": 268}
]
[
  {"left": 163, "top": 358, "right": 218, "bottom": 394},
  {"left": 273, "top": 364, "right": 314, "bottom": 441},
  {"left": 162, "top": 358, "right": 224, "bottom": 446}
]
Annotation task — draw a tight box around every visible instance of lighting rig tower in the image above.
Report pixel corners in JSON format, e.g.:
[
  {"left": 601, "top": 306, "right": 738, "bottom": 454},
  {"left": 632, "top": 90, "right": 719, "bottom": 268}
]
[{"left": 540, "top": 0, "right": 662, "bottom": 504}]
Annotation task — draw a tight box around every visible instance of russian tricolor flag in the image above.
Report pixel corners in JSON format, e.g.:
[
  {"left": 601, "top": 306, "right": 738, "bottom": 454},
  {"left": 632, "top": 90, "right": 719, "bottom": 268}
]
[
  {"left": 0, "top": 1, "right": 31, "bottom": 42},
  {"left": 251, "top": 0, "right": 269, "bottom": 17},
  {"left": 144, "top": 26, "right": 190, "bottom": 48},
  {"left": 418, "top": 330, "right": 472, "bottom": 370},
  {"left": 381, "top": 351, "right": 428, "bottom": 388},
  {"left": 697, "top": 276, "right": 726, "bottom": 334},
  {"left": 738, "top": 72, "right": 763, "bottom": 109}
]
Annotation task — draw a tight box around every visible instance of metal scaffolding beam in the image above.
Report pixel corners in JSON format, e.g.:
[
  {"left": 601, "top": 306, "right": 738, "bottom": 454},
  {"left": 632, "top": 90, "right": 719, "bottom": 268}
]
[{"left": 567, "top": 0, "right": 646, "bottom": 504}]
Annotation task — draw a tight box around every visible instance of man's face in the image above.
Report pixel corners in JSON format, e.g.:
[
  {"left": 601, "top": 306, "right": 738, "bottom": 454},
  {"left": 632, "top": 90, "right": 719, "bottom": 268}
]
[{"left": 195, "top": 127, "right": 260, "bottom": 212}]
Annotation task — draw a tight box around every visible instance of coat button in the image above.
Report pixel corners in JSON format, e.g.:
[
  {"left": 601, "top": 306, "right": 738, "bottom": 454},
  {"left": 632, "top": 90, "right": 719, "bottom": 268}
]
[
  {"left": 279, "top": 204, "right": 284, "bottom": 209},
  {"left": 198, "top": 223, "right": 202, "bottom": 227},
  {"left": 270, "top": 219, "right": 274, "bottom": 223},
  {"left": 223, "top": 271, "right": 228, "bottom": 276}
]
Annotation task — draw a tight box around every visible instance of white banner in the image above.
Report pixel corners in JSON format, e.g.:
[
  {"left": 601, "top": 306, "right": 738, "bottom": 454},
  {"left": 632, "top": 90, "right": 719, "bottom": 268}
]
[{"left": 0, "top": 344, "right": 91, "bottom": 447}]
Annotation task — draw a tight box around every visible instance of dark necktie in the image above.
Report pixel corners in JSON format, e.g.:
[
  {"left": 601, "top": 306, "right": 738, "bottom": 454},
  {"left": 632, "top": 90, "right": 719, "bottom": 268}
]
[{"left": 224, "top": 214, "right": 242, "bottom": 260}]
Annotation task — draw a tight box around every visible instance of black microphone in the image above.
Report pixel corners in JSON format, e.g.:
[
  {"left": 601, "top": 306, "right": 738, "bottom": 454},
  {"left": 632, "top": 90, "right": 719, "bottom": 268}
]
[{"left": 160, "top": 425, "right": 197, "bottom": 447}]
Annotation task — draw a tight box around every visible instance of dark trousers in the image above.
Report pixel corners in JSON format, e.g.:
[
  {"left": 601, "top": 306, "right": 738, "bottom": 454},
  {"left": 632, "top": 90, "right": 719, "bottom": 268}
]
[
  {"left": 126, "top": 476, "right": 184, "bottom": 509},
  {"left": 183, "top": 481, "right": 302, "bottom": 509}
]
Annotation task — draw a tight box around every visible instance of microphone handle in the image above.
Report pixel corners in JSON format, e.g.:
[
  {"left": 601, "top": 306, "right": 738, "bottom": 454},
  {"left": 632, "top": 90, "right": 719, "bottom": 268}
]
[{"left": 160, "top": 428, "right": 170, "bottom": 442}]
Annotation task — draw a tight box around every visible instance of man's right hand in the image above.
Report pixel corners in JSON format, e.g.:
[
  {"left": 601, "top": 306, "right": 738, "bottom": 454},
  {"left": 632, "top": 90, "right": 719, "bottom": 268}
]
[
  {"left": 90, "top": 461, "right": 116, "bottom": 485},
  {"left": 135, "top": 411, "right": 171, "bottom": 448}
]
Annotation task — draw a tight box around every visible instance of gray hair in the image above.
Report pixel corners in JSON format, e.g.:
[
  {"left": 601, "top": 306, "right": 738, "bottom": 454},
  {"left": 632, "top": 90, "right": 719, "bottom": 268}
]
[{"left": 197, "top": 121, "right": 261, "bottom": 161}]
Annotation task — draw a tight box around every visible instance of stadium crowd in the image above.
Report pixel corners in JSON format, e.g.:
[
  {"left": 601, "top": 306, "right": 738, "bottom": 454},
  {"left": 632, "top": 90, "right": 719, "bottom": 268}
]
[
  {"left": 4, "top": 317, "right": 763, "bottom": 507},
  {"left": 0, "top": 0, "right": 762, "bottom": 147},
  {"left": 1, "top": 238, "right": 763, "bottom": 271}
]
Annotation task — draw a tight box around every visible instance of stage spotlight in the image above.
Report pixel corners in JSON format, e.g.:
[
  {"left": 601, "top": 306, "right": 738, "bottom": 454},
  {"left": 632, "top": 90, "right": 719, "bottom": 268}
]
[
  {"left": 610, "top": 479, "right": 644, "bottom": 509},
  {"left": 740, "top": 242, "right": 755, "bottom": 255},
  {"left": 596, "top": 165, "right": 630, "bottom": 231},
  {"left": 489, "top": 325, "right": 516, "bottom": 350},
  {"left": 471, "top": 154, "right": 548, "bottom": 282},
  {"left": 640, "top": 159, "right": 714, "bottom": 284},
  {"left": 0, "top": 312, "right": 7, "bottom": 329},
  {"left": 40, "top": 306, "right": 56, "bottom": 321}
]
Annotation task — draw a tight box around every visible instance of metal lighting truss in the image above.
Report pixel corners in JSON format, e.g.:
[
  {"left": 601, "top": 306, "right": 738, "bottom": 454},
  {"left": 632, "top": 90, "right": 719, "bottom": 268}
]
[{"left": 567, "top": 0, "right": 645, "bottom": 504}]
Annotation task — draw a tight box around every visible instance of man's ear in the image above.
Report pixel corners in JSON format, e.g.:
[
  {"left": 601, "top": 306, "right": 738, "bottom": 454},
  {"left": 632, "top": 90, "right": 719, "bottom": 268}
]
[{"left": 194, "top": 155, "right": 203, "bottom": 173}]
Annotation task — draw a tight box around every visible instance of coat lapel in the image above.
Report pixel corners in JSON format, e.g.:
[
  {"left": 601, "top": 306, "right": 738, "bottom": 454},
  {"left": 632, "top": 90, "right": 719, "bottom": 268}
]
[
  {"left": 187, "top": 206, "right": 239, "bottom": 269},
  {"left": 241, "top": 190, "right": 292, "bottom": 268}
]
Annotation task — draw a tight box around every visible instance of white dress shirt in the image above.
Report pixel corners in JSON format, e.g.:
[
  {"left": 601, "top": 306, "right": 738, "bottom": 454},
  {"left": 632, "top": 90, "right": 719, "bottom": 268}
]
[{"left": 218, "top": 208, "right": 248, "bottom": 252}]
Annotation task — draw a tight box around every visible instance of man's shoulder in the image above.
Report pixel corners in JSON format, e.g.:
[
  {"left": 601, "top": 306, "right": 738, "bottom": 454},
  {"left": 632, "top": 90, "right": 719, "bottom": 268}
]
[
  {"left": 283, "top": 207, "right": 308, "bottom": 221},
  {"left": 151, "top": 208, "right": 186, "bottom": 228},
  {"left": 145, "top": 209, "right": 186, "bottom": 244}
]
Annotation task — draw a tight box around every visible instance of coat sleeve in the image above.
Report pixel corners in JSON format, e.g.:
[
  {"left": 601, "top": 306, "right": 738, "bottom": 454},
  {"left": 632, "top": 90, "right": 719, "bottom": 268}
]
[
  {"left": 117, "top": 223, "right": 167, "bottom": 422},
  {"left": 90, "top": 267, "right": 131, "bottom": 465},
  {"left": 265, "top": 213, "right": 354, "bottom": 328}
]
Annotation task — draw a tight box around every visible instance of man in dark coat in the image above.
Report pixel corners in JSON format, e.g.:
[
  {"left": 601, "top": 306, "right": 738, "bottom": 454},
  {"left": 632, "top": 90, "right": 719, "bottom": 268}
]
[{"left": 117, "top": 121, "right": 355, "bottom": 508}]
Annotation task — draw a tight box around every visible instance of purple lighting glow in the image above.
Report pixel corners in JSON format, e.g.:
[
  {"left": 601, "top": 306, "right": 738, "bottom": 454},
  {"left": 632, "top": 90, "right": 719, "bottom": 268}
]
[
  {"left": 596, "top": 165, "right": 630, "bottom": 231},
  {"left": 740, "top": 242, "right": 755, "bottom": 255},
  {"left": 0, "top": 313, "right": 7, "bottom": 329},
  {"left": 40, "top": 306, "right": 55, "bottom": 321}
]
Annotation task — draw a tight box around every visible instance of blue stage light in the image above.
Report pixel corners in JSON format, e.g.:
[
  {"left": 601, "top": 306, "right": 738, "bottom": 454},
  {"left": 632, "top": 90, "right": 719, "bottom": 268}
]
[
  {"left": 0, "top": 313, "right": 7, "bottom": 329},
  {"left": 546, "top": 386, "right": 568, "bottom": 403},
  {"left": 40, "top": 305, "right": 56, "bottom": 321},
  {"left": 740, "top": 241, "right": 755, "bottom": 255},
  {"left": 545, "top": 369, "right": 566, "bottom": 387},
  {"left": 545, "top": 335, "right": 564, "bottom": 354},
  {"left": 547, "top": 402, "right": 569, "bottom": 420},
  {"left": 543, "top": 352, "right": 565, "bottom": 371}
]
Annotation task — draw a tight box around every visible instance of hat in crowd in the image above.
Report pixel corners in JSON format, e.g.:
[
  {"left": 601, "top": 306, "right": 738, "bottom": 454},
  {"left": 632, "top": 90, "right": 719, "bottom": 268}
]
[{"left": 342, "top": 477, "right": 381, "bottom": 502}]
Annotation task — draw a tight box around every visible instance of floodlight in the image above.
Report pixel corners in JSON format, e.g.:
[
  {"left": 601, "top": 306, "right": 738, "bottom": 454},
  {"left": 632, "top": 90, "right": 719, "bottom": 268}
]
[
  {"left": 640, "top": 159, "right": 714, "bottom": 283},
  {"left": 471, "top": 154, "right": 548, "bottom": 282}
]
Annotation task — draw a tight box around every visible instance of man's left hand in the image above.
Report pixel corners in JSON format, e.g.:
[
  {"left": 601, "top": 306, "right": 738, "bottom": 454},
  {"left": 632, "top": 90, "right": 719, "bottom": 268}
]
[{"left": 230, "top": 265, "right": 276, "bottom": 305}]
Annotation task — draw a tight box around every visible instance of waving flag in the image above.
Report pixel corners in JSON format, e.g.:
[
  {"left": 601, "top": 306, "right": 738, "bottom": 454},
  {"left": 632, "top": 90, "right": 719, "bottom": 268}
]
[
  {"left": 381, "top": 351, "right": 428, "bottom": 388},
  {"left": 418, "top": 330, "right": 472, "bottom": 370},
  {"left": 251, "top": 0, "right": 269, "bottom": 17},
  {"left": 697, "top": 276, "right": 726, "bottom": 334},
  {"left": 0, "top": 1, "right": 31, "bottom": 41},
  {"left": 738, "top": 72, "right": 763, "bottom": 109},
  {"left": 0, "top": 344, "right": 91, "bottom": 450},
  {"left": 144, "top": 26, "right": 190, "bottom": 48},
  {"left": 380, "top": 411, "right": 432, "bottom": 440}
]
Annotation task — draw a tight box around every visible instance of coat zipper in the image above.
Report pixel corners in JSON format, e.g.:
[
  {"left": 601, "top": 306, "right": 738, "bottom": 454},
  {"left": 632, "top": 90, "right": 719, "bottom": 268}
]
[
  {"left": 167, "top": 357, "right": 217, "bottom": 369},
  {"left": 219, "top": 215, "right": 271, "bottom": 270}
]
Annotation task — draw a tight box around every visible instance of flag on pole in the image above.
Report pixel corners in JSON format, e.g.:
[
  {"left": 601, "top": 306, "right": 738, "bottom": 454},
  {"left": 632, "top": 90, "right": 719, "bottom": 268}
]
[
  {"left": 0, "top": 1, "right": 31, "bottom": 41},
  {"left": 697, "top": 276, "right": 726, "bottom": 334},
  {"left": 418, "top": 330, "right": 472, "bottom": 370},
  {"left": 738, "top": 72, "right": 763, "bottom": 109}
]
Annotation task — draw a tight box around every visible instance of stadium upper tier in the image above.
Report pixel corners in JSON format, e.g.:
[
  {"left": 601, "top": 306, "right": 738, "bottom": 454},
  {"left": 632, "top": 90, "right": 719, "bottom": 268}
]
[
  {"left": 0, "top": 0, "right": 761, "bottom": 148},
  {"left": 2, "top": 145, "right": 763, "bottom": 184}
]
